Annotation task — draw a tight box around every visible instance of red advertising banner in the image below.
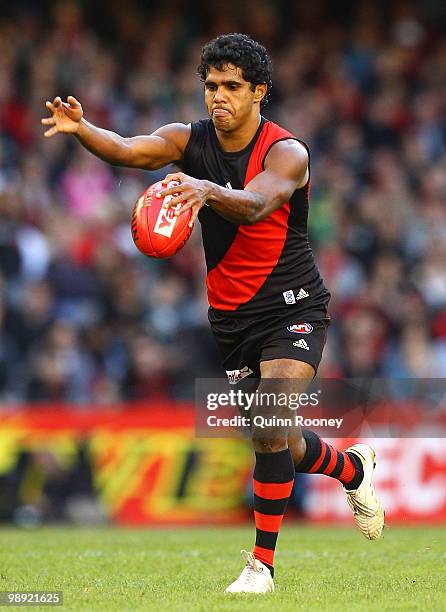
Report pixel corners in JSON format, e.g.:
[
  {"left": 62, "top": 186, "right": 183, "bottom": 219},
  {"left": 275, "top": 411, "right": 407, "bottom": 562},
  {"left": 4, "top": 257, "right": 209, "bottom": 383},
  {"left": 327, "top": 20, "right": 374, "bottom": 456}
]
[
  {"left": 0, "top": 405, "right": 445, "bottom": 524},
  {"left": 0, "top": 405, "right": 252, "bottom": 524},
  {"left": 308, "top": 437, "right": 446, "bottom": 523}
]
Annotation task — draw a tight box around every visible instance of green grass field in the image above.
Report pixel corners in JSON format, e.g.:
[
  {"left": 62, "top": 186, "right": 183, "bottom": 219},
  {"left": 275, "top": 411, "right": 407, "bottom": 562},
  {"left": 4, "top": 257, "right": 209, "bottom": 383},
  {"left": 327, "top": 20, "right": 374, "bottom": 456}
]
[{"left": 1, "top": 525, "right": 444, "bottom": 611}]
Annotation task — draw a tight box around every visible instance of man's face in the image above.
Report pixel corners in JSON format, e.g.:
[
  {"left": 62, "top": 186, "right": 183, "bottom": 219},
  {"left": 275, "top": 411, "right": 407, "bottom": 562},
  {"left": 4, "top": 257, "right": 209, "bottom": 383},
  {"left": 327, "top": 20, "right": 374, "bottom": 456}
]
[{"left": 204, "top": 64, "right": 265, "bottom": 132}]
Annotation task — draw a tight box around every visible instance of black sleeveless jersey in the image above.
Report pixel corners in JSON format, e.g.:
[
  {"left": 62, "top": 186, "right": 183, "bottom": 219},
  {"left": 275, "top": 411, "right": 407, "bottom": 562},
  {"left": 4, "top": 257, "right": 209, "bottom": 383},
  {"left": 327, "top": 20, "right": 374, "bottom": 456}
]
[{"left": 181, "top": 117, "right": 330, "bottom": 317}]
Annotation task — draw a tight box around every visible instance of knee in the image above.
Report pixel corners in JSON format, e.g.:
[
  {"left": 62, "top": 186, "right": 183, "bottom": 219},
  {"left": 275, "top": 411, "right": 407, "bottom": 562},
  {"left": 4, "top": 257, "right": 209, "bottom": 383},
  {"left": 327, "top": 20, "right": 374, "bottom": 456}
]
[{"left": 252, "top": 434, "right": 288, "bottom": 453}]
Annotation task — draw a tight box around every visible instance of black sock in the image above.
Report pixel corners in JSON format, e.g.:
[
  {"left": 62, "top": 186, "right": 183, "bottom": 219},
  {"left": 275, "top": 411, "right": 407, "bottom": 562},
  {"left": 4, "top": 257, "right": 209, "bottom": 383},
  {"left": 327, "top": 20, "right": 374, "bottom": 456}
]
[{"left": 253, "top": 448, "right": 295, "bottom": 577}]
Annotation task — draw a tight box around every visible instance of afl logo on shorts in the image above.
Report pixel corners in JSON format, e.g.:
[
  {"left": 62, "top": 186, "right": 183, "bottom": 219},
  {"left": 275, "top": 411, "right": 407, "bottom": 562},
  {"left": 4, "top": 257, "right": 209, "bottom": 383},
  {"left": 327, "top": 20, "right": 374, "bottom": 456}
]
[{"left": 287, "top": 323, "right": 313, "bottom": 334}]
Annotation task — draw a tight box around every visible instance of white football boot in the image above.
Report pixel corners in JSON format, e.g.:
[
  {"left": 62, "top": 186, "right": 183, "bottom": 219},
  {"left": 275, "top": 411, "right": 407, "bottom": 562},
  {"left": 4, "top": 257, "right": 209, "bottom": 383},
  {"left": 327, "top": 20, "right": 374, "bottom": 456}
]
[
  {"left": 344, "top": 443, "right": 385, "bottom": 540},
  {"left": 225, "top": 550, "right": 274, "bottom": 593}
]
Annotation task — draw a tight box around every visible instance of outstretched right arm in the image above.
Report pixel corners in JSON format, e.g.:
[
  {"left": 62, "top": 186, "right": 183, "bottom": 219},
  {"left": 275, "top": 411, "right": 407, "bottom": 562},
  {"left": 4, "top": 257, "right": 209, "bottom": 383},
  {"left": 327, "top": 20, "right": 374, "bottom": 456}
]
[{"left": 41, "top": 96, "right": 190, "bottom": 170}]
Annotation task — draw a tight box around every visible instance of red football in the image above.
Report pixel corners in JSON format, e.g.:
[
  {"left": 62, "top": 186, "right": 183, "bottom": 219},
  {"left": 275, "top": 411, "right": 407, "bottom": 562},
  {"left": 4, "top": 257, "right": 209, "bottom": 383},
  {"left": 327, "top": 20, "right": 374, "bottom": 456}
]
[{"left": 130, "top": 179, "right": 193, "bottom": 259}]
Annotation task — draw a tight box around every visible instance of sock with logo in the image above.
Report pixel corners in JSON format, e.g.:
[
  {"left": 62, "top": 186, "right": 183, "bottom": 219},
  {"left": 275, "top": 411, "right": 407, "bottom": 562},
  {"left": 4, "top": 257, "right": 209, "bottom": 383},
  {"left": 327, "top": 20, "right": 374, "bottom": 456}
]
[
  {"left": 294, "top": 429, "right": 363, "bottom": 490},
  {"left": 253, "top": 448, "right": 295, "bottom": 577}
]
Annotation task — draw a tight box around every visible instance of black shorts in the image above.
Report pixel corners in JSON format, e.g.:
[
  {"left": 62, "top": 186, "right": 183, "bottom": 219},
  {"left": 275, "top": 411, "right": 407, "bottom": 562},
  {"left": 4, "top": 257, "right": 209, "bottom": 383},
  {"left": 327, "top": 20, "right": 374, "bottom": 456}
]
[{"left": 208, "top": 306, "right": 330, "bottom": 384}]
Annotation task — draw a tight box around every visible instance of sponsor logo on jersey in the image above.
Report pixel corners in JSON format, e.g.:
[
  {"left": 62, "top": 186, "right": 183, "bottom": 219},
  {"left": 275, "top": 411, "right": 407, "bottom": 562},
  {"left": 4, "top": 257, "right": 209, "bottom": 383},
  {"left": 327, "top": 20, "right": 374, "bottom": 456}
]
[
  {"left": 225, "top": 366, "right": 253, "bottom": 385},
  {"left": 154, "top": 181, "right": 181, "bottom": 238},
  {"left": 287, "top": 323, "right": 313, "bottom": 334},
  {"left": 283, "top": 288, "right": 309, "bottom": 304},
  {"left": 283, "top": 289, "right": 296, "bottom": 305},
  {"left": 296, "top": 288, "right": 309, "bottom": 300},
  {"left": 293, "top": 339, "right": 310, "bottom": 350}
]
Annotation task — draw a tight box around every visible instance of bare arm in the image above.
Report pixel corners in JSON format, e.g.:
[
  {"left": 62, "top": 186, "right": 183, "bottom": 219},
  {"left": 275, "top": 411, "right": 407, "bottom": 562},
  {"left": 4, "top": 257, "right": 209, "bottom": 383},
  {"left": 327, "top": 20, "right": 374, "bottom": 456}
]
[
  {"left": 159, "top": 139, "right": 309, "bottom": 227},
  {"left": 41, "top": 96, "right": 190, "bottom": 170},
  {"left": 75, "top": 120, "right": 190, "bottom": 169}
]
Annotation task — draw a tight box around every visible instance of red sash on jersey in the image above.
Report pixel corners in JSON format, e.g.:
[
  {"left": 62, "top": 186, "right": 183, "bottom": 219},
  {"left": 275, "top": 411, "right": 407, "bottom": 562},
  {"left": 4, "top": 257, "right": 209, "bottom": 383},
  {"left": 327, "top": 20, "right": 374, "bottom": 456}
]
[{"left": 206, "top": 122, "right": 298, "bottom": 311}]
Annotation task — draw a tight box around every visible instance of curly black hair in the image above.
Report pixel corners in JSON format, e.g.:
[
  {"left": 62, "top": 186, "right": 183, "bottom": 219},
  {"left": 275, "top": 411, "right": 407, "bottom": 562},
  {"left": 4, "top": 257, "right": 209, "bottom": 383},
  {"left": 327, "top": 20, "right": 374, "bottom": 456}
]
[{"left": 198, "top": 33, "right": 273, "bottom": 106}]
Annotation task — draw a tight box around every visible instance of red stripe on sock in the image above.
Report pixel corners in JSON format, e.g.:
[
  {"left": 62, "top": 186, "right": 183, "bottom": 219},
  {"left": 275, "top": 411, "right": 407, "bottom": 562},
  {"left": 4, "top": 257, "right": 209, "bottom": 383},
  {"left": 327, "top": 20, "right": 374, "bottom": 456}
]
[
  {"left": 254, "top": 511, "right": 284, "bottom": 532},
  {"left": 308, "top": 443, "right": 327, "bottom": 473},
  {"left": 253, "top": 479, "right": 294, "bottom": 499},
  {"left": 322, "top": 445, "right": 337, "bottom": 475},
  {"left": 339, "top": 451, "right": 356, "bottom": 484},
  {"left": 253, "top": 545, "right": 274, "bottom": 568}
]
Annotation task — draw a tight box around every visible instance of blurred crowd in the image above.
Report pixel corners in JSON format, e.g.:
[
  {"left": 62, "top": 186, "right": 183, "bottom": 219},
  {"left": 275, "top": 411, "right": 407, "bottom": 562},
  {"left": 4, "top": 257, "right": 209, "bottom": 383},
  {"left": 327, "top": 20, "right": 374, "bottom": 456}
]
[{"left": 1, "top": 0, "right": 446, "bottom": 405}]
